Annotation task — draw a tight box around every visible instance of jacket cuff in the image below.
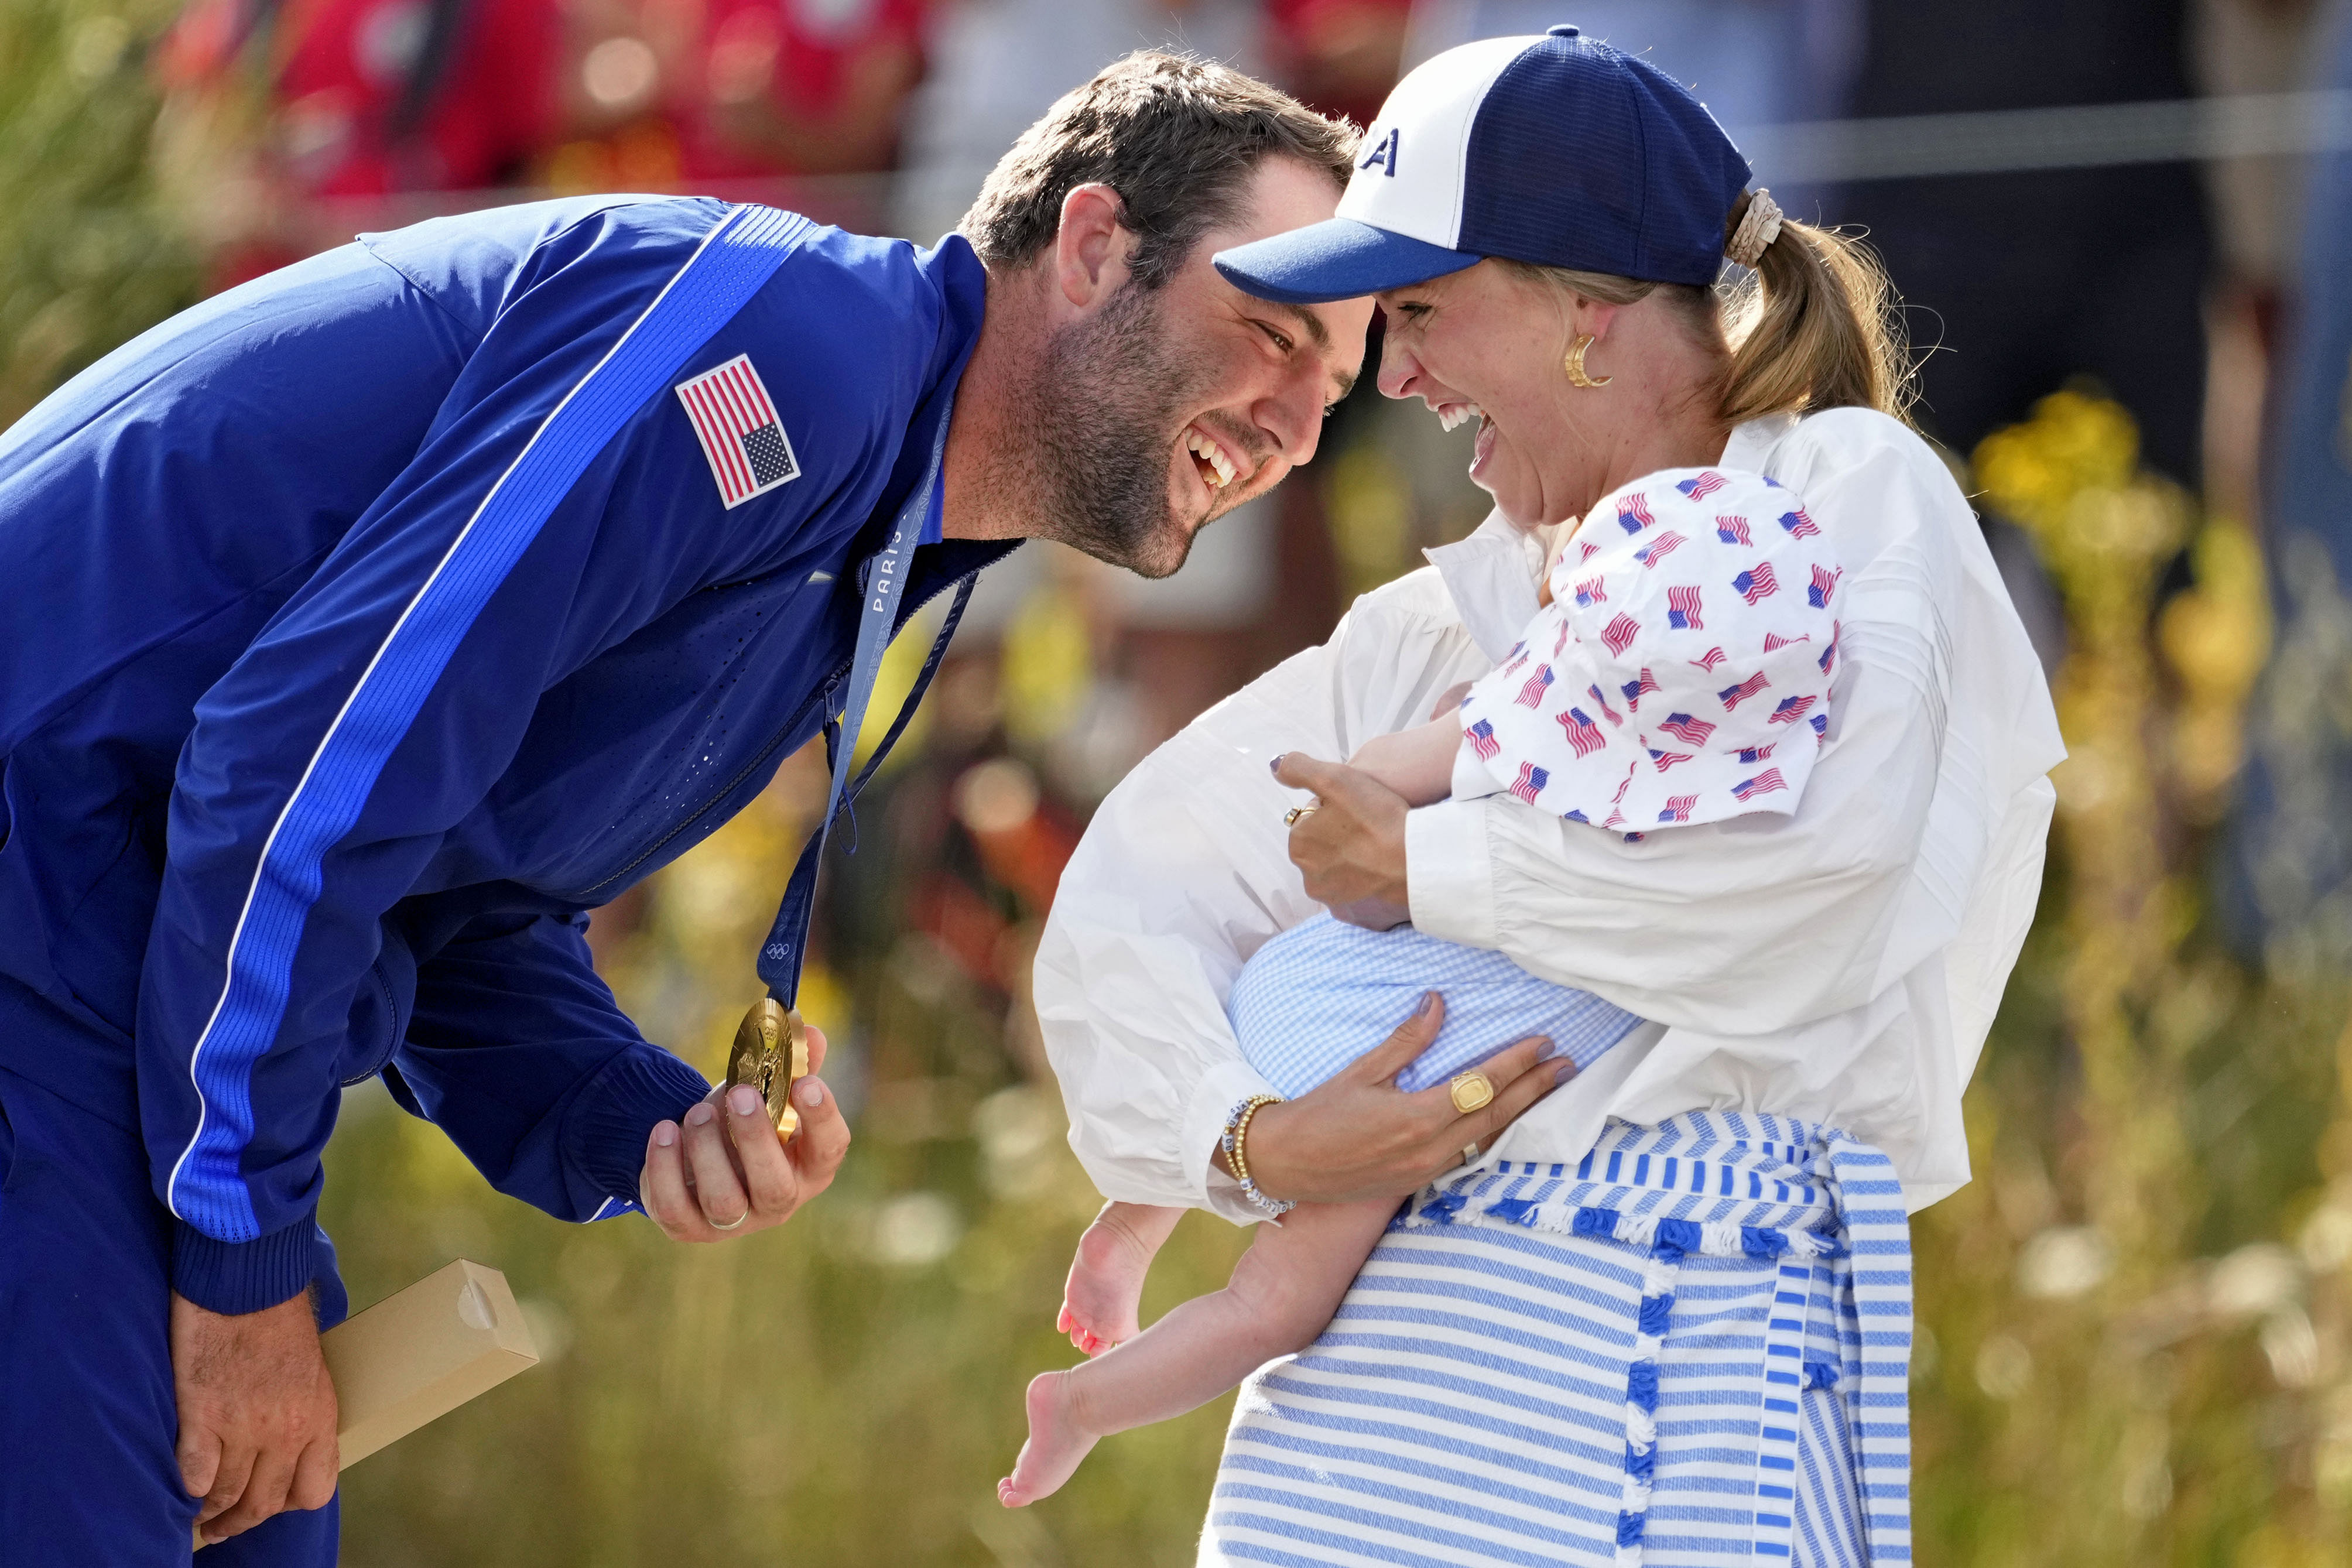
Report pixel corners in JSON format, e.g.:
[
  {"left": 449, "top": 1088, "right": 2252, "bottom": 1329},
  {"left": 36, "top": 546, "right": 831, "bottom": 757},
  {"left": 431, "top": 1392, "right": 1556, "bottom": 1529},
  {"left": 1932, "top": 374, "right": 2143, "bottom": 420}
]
[
  {"left": 1406, "top": 798, "right": 1499, "bottom": 950},
  {"left": 1184, "top": 1057, "right": 1283, "bottom": 1226},
  {"left": 561, "top": 1046, "right": 711, "bottom": 1218},
  {"left": 172, "top": 1214, "right": 318, "bottom": 1316}
]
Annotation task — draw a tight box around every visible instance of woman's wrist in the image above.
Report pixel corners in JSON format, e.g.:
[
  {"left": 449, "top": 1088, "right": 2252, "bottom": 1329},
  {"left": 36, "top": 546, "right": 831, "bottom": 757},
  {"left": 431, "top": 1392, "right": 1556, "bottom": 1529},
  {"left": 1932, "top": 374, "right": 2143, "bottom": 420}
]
[
  {"left": 1227, "top": 1099, "right": 1321, "bottom": 1204},
  {"left": 1219, "top": 1095, "right": 1296, "bottom": 1218}
]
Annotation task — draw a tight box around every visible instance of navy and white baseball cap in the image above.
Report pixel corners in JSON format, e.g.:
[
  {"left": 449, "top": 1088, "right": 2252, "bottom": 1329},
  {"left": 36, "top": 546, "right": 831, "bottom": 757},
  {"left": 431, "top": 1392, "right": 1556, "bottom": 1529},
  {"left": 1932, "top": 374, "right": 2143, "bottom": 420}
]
[{"left": 1216, "top": 26, "right": 1752, "bottom": 304}]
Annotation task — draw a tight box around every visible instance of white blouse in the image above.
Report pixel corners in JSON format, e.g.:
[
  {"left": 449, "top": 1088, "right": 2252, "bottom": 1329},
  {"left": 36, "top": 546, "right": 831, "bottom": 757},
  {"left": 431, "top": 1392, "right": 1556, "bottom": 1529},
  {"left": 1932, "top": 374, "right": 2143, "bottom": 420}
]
[{"left": 1032, "top": 408, "right": 2065, "bottom": 1218}]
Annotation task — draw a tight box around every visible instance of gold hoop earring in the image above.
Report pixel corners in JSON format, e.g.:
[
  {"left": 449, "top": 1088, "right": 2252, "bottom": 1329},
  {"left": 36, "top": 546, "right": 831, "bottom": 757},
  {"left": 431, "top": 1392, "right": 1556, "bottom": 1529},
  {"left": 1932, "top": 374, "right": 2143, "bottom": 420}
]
[{"left": 1565, "top": 334, "right": 1611, "bottom": 388}]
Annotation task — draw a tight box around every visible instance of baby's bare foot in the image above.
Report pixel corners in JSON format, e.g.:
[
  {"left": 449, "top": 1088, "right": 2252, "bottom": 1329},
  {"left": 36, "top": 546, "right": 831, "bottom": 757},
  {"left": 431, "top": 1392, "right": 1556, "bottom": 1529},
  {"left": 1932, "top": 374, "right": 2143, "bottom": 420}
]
[
  {"left": 998, "top": 1370, "right": 1100, "bottom": 1507},
  {"left": 1058, "top": 1211, "right": 1158, "bottom": 1356}
]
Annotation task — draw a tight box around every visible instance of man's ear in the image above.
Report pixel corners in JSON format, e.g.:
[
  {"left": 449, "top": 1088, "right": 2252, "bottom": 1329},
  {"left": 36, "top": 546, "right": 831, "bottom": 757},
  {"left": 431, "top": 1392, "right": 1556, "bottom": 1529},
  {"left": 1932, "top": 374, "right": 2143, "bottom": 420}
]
[{"left": 1052, "top": 182, "right": 1135, "bottom": 309}]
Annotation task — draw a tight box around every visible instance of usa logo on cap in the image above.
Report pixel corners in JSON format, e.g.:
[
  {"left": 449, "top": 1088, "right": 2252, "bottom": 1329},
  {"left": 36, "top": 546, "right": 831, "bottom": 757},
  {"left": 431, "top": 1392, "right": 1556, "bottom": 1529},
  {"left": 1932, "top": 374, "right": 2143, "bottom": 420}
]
[{"left": 676, "top": 355, "right": 800, "bottom": 509}]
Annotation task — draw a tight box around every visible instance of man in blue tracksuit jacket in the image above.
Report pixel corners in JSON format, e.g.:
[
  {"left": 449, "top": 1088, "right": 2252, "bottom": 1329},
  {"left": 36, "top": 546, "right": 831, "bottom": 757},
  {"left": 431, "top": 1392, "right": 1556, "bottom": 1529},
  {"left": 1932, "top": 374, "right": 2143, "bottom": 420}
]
[{"left": 0, "top": 54, "right": 1367, "bottom": 1562}]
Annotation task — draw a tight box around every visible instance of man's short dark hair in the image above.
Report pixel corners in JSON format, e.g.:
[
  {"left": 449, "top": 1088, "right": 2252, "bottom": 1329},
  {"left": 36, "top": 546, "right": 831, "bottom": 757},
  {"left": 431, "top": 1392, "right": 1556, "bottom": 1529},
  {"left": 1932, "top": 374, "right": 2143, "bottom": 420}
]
[{"left": 961, "top": 52, "right": 1360, "bottom": 290}]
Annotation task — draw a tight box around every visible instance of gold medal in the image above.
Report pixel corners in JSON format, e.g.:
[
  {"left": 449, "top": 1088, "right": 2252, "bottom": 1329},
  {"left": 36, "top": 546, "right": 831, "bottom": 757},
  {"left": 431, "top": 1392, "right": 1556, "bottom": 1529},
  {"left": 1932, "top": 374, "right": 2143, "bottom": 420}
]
[{"left": 724, "top": 997, "right": 810, "bottom": 1138}]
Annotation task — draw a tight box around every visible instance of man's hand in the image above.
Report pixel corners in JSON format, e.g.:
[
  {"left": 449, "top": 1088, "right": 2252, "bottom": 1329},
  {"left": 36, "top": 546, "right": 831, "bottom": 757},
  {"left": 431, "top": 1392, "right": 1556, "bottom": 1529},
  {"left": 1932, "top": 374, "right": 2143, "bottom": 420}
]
[
  {"left": 1275, "top": 752, "right": 1412, "bottom": 929},
  {"left": 172, "top": 1289, "right": 338, "bottom": 1543},
  {"left": 1231, "top": 993, "right": 1569, "bottom": 1204},
  {"left": 639, "top": 1022, "right": 851, "bottom": 1241}
]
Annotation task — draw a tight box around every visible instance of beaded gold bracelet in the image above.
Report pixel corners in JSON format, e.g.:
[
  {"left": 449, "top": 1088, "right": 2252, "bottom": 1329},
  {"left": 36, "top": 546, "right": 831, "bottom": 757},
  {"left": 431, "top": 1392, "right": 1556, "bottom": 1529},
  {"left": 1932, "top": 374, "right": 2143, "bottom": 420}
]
[{"left": 1221, "top": 1094, "right": 1295, "bottom": 1218}]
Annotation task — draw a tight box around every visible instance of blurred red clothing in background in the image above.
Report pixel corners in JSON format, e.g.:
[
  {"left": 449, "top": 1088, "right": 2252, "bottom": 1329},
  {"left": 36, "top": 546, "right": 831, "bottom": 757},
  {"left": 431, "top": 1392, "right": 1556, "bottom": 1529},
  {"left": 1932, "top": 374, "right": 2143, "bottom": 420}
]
[
  {"left": 1264, "top": 0, "right": 1409, "bottom": 128},
  {"left": 162, "top": 0, "right": 566, "bottom": 197},
  {"left": 675, "top": 0, "right": 927, "bottom": 180}
]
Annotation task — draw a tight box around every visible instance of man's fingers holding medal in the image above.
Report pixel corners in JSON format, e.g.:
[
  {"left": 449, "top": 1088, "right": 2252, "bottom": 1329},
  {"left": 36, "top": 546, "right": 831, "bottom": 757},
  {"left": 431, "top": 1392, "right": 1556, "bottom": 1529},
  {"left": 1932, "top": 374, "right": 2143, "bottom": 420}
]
[{"left": 641, "top": 1023, "right": 852, "bottom": 1242}]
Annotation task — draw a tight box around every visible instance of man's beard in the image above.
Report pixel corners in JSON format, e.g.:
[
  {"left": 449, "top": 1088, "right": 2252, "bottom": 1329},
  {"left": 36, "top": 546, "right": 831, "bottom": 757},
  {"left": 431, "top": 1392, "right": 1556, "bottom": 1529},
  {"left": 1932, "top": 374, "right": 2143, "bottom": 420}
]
[{"left": 1015, "top": 280, "right": 1224, "bottom": 580}]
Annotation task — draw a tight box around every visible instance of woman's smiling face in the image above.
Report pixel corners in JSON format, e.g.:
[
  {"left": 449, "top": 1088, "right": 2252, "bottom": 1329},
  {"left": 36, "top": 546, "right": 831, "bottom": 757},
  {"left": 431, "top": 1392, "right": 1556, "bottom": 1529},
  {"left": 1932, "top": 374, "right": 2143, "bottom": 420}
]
[
  {"left": 1375, "top": 262, "right": 1582, "bottom": 527},
  {"left": 1372, "top": 259, "right": 1731, "bottom": 533}
]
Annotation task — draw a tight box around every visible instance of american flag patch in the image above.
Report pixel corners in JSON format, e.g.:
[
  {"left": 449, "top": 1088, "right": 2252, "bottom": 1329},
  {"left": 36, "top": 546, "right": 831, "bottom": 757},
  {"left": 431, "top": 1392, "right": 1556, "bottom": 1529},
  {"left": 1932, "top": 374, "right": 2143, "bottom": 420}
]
[
  {"left": 1559, "top": 708, "right": 1605, "bottom": 757},
  {"left": 1573, "top": 576, "right": 1607, "bottom": 607},
  {"left": 1579, "top": 540, "right": 1600, "bottom": 561},
  {"left": 1731, "top": 768, "right": 1789, "bottom": 800},
  {"left": 1636, "top": 530, "right": 1687, "bottom": 569},
  {"left": 1718, "top": 670, "right": 1770, "bottom": 709},
  {"left": 1511, "top": 762, "right": 1549, "bottom": 803},
  {"left": 1667, "top": 586, "right": 1703, "bottom": 630},
  {"left": 1658, "top": 712, "right": 1716, "bottom": 745},
  {"left": 1648, "top": 747, "right": 1693, "bottom": 771},
  {"left": 1553, "top": 619, "right": 1573, "bottom": 655},
  {"left": 1768, "top": 694, "right": 1817, "bottom": 725},
  {"left": 1658, "top": 795, "right": 1698, "bottom": 822},
  {"left": 1809, "top": 564, "right": 1841, "bottom": 608},
  {"left": 1778, "top": 508, "right": 1820, "bottom": 538},
  {"left": 1811, "top": 711, "right": 1829, "bottom": 735},
  {"left": 1737, "top": 743, "right": 1777, "bottom": 764},
  {"left": 1601, "top": 613, "right": 1641, "bottom": 656},
  {"left": 1676, "top": 471, "right": 1727, "bottom": 501},
  {"left": 1716, "top": 515, "right": 1751, "bottom": 545},
  {"left": 1819, "top": 622, "right": 1840, "bottom": 675},
  {"left": 1565, "top": 808, "right": 1590, "bottom": 823},
  {"left": 1502, "top": 642, "right": 1531, "bottom": 674},
  {"left": 1515, "top": 665, "right": 1556, "bottom": 706},
  {"left": 1734, "top": 563, "right": 1779, "bottom": 604},
  {"left": 1621, "top": 667, "right": 1662, "bottom": 711},
  {"left": 1586, "top": 683, "right": 1624, "bottom": 725},
  {"left": 1618, "top": 494, "right": 1655, "bottom": 533},
  {"left": 1689, "top": 646, "right": 1727, "bottom": 673},
  {"left": 1466, "top": 718, "right": 1499, "bottom": 759},
  {"left": 1763, "top": 631, "right": 1810, "bottom": 652},
  {"left": 676, "top": 355, "right": 800, "bottom": 508}
]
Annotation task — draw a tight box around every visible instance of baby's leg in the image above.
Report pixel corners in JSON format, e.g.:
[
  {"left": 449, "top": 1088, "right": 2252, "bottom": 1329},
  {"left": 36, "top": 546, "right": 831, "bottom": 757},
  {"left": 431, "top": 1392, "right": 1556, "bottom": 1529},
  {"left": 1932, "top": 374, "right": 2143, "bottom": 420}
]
[
  {"left": 1001, "top": 1197, "right": 1395, "bottom": 1507},
  {"left": 1059, "top": 1201, "right": 1183, "bottom": 1355}
]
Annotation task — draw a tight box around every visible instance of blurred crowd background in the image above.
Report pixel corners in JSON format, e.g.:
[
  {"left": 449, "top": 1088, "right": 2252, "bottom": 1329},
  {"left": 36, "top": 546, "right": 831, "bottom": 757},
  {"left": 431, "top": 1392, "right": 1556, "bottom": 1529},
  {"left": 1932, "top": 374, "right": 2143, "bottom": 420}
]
[{"left": 9, "top": 0, "right": 2352, "bottom": 1560}]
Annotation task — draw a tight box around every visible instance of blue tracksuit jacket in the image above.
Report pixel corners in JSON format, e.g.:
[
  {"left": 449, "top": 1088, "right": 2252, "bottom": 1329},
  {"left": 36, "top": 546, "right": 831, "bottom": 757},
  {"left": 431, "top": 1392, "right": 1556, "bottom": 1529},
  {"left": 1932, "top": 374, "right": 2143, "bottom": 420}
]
[{"left": 0, "top": 196, "right": 1014, "bottom": 1314}]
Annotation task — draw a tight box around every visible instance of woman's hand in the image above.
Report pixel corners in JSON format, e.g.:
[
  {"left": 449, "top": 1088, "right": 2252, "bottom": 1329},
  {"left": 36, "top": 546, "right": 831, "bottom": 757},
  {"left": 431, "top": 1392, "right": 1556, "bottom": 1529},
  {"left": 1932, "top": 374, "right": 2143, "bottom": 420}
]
[
  {"left": 1231, "top": 994, "right": 1569, "bottom": 1206},
  {"left": 639, "top": 1023, "right": 850, "bottom": 1241},
  {"left": 1275, "top": 753, "right": 1413, "bottom": 929}
]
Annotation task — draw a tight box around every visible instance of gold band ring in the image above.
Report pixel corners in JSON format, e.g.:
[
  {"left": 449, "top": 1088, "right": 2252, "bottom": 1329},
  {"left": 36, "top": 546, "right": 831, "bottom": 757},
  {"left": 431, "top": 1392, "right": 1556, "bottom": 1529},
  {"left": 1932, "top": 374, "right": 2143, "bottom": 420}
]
[
  {"left": 1449, "top": 1070, "right": 1497, "bottom": 1115},
  {"left": 1461, "top": 1141, "right": 1480, "bottom": 1167},
  {"left": 1284, "top": 804, "right": 1318, "bottom": 827}
]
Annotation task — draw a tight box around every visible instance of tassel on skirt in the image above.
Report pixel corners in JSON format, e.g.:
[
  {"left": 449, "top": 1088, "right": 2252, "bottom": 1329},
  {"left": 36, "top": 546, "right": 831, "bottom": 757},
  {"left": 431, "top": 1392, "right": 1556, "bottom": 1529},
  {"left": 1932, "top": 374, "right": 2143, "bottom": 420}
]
[{"left": 1199, "top": 1111, "right": 1914, "bottom": 1567}]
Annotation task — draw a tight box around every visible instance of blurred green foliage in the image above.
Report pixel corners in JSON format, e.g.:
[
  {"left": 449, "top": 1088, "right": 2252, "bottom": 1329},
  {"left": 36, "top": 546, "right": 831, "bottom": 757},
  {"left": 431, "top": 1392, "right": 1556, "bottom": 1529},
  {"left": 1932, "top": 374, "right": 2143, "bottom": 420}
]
[{"left": 0, "top": 0, "right": 200, "bottom": 425}]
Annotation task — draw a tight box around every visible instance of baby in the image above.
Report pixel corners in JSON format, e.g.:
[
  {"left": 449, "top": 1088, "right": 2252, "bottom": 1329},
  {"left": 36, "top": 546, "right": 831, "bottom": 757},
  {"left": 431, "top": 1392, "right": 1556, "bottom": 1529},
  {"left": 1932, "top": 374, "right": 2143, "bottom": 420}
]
[{"left": 999, "top": 465, "right": 1846, "bottom": 1507}]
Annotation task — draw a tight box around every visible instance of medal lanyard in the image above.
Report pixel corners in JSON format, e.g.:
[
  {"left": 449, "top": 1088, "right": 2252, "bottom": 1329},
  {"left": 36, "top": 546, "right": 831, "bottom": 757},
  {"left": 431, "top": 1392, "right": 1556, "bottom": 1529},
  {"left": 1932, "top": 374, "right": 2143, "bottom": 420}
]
[{"left": 754, "top": 394, "right": 969, "bottom": 1006}]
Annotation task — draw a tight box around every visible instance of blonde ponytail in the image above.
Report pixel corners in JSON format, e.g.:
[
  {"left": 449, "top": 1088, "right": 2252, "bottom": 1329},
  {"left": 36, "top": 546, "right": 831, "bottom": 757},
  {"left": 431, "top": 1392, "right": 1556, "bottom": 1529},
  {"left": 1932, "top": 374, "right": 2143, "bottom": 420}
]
[
  {"left": 1498, "top": 192, "right": 1916, "bottom": 429},
  {"left": 1720, "top": 191, "right": 1915, "bottom": 425}
]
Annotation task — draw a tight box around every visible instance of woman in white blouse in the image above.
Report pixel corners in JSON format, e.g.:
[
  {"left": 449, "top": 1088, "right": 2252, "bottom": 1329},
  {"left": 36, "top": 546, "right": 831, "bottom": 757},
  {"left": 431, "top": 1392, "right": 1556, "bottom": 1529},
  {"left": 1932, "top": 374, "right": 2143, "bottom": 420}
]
[{"left": 1032, "top": 30, "right": 2062, "bottom": 1568}]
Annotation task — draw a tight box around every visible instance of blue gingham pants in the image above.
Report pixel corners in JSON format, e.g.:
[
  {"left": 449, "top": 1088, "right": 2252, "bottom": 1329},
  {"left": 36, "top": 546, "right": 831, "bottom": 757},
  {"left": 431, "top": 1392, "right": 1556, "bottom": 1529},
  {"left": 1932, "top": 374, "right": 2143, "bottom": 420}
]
[{"left": 1200, "top": 1112, "right": 1913, "bottom": 1567}]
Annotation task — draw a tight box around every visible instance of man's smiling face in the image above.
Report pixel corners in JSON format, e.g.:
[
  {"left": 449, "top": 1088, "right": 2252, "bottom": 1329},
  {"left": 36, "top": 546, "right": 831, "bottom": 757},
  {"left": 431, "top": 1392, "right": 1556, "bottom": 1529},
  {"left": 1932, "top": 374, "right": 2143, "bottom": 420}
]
[{"left": 1027, "top": 156, "right": 1371, "bottom": 579}]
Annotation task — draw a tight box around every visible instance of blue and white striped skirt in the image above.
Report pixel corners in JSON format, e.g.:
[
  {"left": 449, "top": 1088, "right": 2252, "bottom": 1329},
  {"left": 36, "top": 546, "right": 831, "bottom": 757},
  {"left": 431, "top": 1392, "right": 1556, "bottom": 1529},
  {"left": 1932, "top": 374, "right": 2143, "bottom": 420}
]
[{"left": 1200, "top": 1112, "right": 1913, "bottom": 1567}]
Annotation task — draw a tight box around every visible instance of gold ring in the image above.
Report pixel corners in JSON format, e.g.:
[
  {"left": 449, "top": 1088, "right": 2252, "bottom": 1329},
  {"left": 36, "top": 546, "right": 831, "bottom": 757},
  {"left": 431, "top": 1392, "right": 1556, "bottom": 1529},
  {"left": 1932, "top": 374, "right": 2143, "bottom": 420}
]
[
  {"left": 1284, "top": 804, "right": 1318, "bottom": 826},
  {"left": 1449, "top": 1070, "right": 1496, "bottom": 1114},
  {"left": 1461, "top": 1141, "right": 1480, "bottom": 1166}
]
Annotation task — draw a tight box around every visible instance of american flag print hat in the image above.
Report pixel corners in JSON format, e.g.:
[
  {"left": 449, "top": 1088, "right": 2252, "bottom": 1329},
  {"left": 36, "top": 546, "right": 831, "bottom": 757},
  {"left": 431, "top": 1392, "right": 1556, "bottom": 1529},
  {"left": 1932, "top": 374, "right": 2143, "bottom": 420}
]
[{"left": 1455, "top": 467, "right": 1844, "bottom": 833}]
